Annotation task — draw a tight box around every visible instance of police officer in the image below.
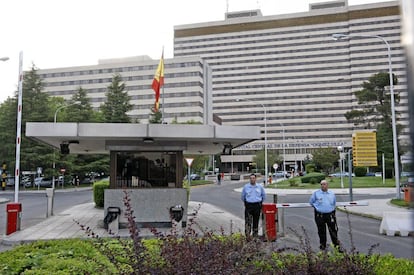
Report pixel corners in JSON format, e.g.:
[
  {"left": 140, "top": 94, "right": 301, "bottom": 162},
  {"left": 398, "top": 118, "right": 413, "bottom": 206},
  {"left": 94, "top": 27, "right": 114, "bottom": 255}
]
[
  {"left": 309, "top": 180, "right": 341, "bottom": 250},
  {"left": 241, "top": 173, "right": 266, "bottom": 237}
]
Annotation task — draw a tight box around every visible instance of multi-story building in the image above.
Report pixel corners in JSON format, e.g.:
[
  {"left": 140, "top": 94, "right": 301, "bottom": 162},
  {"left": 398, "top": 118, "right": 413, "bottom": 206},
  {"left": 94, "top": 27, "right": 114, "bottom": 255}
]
[
  {"left": 36, "top": 1, "right": 406, "bottom": 173},
  {"left": 174, "top": 0, "right": 407, "bottom": 173},
  {"left": 37, "top": 55, "right": 215, "bottom": 125}
]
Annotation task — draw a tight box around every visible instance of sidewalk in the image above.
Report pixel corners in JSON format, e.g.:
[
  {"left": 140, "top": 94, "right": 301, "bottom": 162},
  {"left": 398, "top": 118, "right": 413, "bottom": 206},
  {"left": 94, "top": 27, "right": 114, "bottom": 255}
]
[
  {"left": 0, "top": 201, "right": 246, "bottom": 247},
  {"left": 0, "top": 187, "right": 412, "bottom": 250}
]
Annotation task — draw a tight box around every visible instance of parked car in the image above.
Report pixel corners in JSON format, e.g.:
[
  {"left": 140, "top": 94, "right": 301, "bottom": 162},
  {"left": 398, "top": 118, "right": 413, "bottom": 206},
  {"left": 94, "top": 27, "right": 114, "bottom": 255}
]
[
  {"left": 22, "top": 176, "right": 33, "bottom": 187},
  {"left": 329, "top": 172, "right": 354, "bottom": 177},
  {"left": 5, "top": 176, "right": 15, "bottom": 187},
  {"left": 190, "top": 174, "right": 201, "bottom": 180},
  {"left": 401, "top": 171, "right": 414, "bottom": 177},
  {"left": 273, "top": 171, "right": 290, "bottom": 178},
  {"left": 34, "top": 177, "right": 53, "bottom": 187}
]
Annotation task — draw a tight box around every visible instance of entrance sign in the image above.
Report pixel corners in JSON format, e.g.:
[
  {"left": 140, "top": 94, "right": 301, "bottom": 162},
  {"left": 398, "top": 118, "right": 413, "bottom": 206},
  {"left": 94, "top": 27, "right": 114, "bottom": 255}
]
[{"left": 352, "top": 132, "right": 377, "bottom": 167}]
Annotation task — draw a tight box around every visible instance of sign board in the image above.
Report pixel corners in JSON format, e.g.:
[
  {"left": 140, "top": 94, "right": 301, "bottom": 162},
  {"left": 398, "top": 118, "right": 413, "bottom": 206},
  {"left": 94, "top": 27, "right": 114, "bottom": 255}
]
[
  {"left": 273, "top": 163, "right": 278, "bottom": 170},
  {"left": 352, "top": 132, "right": 377, "bottom": 167},
  {"left": 185, "top": 158, "right": 194, "bottom": 166},
  {"left": 37, "top": 167, "right": 42, "bottom": 175}
]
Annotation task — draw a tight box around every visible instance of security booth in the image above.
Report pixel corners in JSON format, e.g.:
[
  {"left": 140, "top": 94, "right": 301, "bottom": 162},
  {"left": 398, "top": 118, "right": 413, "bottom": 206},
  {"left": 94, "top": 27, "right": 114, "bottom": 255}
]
[
  {"left": 106, "top": 150, "right": 187, "bottom": 228},
  {"left": 26, "top": 122, "right": 260, "bottom": 229}
]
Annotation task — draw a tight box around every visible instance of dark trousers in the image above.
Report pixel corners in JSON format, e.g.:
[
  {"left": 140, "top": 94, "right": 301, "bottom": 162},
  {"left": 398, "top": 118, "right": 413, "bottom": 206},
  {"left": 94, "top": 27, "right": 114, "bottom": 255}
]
[
  {"left": 314, "top": 210, "right": 340, "bottom": 249},
  {"left": 245, "top": 202, "right": 262, "bottom": 237}
]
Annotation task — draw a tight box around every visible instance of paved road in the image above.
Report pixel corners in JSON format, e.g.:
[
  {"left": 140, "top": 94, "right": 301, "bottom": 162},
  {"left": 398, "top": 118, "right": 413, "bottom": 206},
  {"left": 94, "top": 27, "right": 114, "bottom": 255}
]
[
  {"left": 190, "top": 181, "right": 413, "bottom": 259},
  {"left": 0, "top": 189, "right": 93, "bottom": 236}
]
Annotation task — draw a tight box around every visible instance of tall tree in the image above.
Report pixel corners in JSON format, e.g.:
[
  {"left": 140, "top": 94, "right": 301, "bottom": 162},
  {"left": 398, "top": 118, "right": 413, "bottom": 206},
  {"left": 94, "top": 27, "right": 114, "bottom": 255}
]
[
  {"left": 58, "top": 87, "right": 109, "bottom": 179},
  {"left": 0, "top": 98, "right": 18, "bottom": 172},
  {"left": 344, "top": 72, "right": 399, "bottom": 129},
  {"left": 100, "top": 74, "right": 132, "bottom": 123},
  {"left": 63, "top": 87, "right": 95, "bottom": 122},
  {"left": 344, "top": 72, "right": 402, "bottom": 176},
  {"left": 20, "top": 65, "right": 55, "bottom": 174}
]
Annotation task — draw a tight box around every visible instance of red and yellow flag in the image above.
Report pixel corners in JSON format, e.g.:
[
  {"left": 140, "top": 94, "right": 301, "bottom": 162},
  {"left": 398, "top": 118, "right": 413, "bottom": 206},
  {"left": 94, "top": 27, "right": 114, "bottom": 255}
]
[{"left": 151, "top": 51, "right": 164, "bottom": 111}]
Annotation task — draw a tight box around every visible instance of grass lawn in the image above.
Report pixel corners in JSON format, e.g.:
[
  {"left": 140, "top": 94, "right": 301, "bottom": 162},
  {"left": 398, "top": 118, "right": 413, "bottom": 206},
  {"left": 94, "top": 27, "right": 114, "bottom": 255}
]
[{"left": 268, "top": 176, "right": 401, "bottom": 189}]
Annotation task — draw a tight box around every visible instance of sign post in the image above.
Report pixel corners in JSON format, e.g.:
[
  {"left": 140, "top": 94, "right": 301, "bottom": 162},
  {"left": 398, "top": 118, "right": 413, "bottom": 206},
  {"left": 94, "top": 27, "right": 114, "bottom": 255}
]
[{"left": 185, "top": 158, "right": 194, "bottom": 199}]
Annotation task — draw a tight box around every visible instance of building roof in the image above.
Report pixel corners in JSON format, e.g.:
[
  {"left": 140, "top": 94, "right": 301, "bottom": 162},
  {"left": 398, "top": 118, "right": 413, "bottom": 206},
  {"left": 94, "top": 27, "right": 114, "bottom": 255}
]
[{"left": 25, "top": 123, "right": 261, "bottom": 155}]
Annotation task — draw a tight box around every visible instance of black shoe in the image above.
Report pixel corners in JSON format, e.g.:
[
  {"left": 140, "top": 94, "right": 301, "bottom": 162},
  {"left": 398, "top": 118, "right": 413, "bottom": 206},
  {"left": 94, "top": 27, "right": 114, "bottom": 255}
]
[{"left": 319, "top": 245, "right": 326, "bottom": 250}]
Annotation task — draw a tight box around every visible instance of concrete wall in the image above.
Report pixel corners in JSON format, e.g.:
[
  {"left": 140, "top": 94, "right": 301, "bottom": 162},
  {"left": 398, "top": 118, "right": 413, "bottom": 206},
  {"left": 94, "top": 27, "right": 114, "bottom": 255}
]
[{"left": 104, "top": 188, "right": 188, "bottom": 228}]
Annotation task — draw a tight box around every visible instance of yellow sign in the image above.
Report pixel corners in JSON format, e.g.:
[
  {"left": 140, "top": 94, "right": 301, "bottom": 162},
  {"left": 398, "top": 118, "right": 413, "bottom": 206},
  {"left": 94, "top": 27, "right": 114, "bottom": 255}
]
[{"left": 352, "top": 132, "right": 377, "bottom": 167}]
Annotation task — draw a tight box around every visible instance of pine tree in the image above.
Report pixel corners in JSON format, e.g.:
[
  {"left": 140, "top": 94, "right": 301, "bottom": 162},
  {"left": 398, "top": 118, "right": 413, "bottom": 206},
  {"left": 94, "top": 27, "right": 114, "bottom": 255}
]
[{"left": 100, "top": 74, "right": 132, "bottom": 123}]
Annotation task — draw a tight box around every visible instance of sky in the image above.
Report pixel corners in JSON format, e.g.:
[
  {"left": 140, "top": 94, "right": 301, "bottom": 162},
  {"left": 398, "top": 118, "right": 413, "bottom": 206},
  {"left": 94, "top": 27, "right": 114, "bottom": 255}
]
[{"left": 0, "top": 0, "right": 389, "bottom": 103}]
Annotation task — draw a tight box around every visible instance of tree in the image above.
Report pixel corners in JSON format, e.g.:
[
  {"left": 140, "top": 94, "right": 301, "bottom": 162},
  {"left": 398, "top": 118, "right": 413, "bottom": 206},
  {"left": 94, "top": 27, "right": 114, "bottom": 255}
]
[
  {"left": 344, "top": 72, "right": 399, "bottom": 128},
  {"left": 149, "top": 108, "right": 162, "bottom": 124},
  {"left": 253, "top": 149, "right": 281, "bottom": 175},
  {"left": 60, "top": 87, "right": 109, "bottom": 179},
  {"left": 344, "top": 72, "right": 402, "bottom": 176},
  {"left": 0, "top": 65, "right": 57, "bottom": 175},
  {"left": 311, "top": 148, "right": 339, "bottom": 174},
  {"left": 20, "top": 65, "right": 56, "bottom": 174},
  {"left": 100, "top": 74, "right": 132, "bottom": 123},
  {"left": 63, "top": 87, "right": 95, "bottom": 122},
  {"left": 184, "top": 155, "right": 209, "bottom": 174}
]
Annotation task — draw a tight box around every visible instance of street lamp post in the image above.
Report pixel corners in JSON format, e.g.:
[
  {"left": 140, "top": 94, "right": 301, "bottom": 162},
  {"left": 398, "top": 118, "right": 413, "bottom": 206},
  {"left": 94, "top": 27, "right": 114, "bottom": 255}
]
[
  {"left": 332, "top": 33, "right": 401, "bottom": 199},
  {"left": 279, "top": 123, "right": 286, "bottom": 178},
  {"left": 53, "top": 102, "right": 80, "bottom": 189},
  {"left": 337, "top": 146, "right": 345, "bottom": 189},
  {"left": 236, "top": 98, "right": 268, "bottom": 183}
]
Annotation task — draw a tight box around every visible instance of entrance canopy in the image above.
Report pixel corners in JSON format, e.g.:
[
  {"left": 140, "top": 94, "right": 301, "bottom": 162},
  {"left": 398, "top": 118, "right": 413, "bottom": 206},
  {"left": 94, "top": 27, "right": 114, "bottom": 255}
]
[{"left": 25, "top": 123, "right": 261, "bottom": 155}]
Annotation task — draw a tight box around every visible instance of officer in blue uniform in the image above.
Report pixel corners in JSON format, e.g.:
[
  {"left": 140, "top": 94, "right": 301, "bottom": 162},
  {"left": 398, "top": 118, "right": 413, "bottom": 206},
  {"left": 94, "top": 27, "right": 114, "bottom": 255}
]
[
  {"left": 241, "top": 173, "right": 266, "bottom": 237},
  {"left": 309, "top": 180, "right": 341, "bottom": 250}
]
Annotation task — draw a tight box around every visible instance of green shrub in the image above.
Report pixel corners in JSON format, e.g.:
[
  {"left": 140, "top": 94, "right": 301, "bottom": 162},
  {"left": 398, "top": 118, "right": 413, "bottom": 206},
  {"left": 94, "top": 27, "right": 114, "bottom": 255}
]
[
  {"left": 301, "top": 172, "right": 326, "bottom": 184},
  {"left": 288, "top": 178, "right": 299, "bottom": 187},
  {"left": 305, "top": 163, "right": 316, "bottom": 173},
  {"left": 0, "top": 239, "right": 117, "bottom": 274},
  {"left": 374, "top": 254, "right": 414, "bottom": 274},
  {"left": 354, "top": 166, "right": 366, "bottom": 177},
  {"left": 310, "top": 177, "right": 318, "bottom": 184},
  {"left": 93, "top": 180, "right": 109, "bottom": 208}
]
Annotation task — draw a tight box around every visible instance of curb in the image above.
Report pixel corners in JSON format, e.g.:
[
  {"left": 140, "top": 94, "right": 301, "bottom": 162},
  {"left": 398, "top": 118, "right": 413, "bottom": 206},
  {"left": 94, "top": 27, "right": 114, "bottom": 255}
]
[{"left": 336, "top": 207, "right": 382, "bottom": 221}]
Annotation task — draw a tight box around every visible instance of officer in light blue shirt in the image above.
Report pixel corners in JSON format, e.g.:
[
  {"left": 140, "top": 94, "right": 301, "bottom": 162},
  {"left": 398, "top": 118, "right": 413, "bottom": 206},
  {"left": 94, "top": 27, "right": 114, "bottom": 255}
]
[
  {"left": 309, "top": 180, "right": 341, "bottom": 251},
  {"left": 241, "top": 174, "right": 266, "bottom": 237}
]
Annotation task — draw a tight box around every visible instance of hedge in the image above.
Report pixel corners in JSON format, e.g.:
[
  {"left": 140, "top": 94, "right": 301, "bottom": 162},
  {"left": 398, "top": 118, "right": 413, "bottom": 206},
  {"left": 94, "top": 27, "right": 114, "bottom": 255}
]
[
  {"left": 93, "top": 180, "right": 109, "bottom": 208},
  {"left": 301, "top": 172, "right": 326, "bottom": 184}
]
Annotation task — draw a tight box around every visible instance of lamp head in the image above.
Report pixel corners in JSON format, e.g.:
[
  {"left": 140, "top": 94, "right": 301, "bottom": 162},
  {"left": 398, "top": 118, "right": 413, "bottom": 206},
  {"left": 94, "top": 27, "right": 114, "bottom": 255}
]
[{"left": 0, "top": 57, "right": 9, "bottom": 62}]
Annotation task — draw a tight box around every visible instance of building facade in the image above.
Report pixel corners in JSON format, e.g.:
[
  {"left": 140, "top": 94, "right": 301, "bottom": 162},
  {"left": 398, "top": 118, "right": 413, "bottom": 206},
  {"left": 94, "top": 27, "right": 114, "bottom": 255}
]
[
  {"left": 37, "top": 55, "right": 214, "bottom": 125},
  {"left": 174, "top": 0, "right": 407, "bottom": 172}
]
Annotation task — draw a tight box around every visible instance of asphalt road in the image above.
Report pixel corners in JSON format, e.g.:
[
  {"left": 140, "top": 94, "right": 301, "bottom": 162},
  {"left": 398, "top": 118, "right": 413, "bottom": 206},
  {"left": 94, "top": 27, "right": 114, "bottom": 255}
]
[
  {"left": 190, "top": 181, "right": 414, "bottom": 259},
  {"left": 0, "top": 188, "right": 93, "bottom": 236}
]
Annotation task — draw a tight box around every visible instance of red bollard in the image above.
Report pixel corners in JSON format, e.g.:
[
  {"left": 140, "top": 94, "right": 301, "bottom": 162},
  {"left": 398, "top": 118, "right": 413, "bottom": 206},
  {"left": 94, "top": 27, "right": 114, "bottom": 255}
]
[
  {"left": 6, "top": 202, "right": 22, "bottom": 235},
  {"left": 262, "top": 203, "right": 277, "bottom": 241}
]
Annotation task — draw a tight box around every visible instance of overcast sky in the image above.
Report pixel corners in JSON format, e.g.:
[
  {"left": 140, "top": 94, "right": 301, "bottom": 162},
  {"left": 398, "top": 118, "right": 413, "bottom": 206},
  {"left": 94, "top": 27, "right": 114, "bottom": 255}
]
[{"left": 0, "top": 0, "right": 389, "bottom": 103}]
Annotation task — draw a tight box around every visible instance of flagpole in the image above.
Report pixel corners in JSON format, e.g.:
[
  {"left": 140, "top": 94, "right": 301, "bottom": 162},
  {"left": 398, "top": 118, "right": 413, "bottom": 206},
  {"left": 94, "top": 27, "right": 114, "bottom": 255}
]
[
  {"left": 162, "top": 85, "right": 165, "bottom": 124},
  {"left": 161, "top": 46, "right": 165, "bottom": 124}
]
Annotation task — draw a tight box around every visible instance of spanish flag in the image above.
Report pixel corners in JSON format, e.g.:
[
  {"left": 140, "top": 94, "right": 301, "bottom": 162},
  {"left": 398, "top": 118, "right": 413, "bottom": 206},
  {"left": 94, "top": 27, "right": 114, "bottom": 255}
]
[{"left": 151, "top": 51, "right": 164, "bottom": 111}]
